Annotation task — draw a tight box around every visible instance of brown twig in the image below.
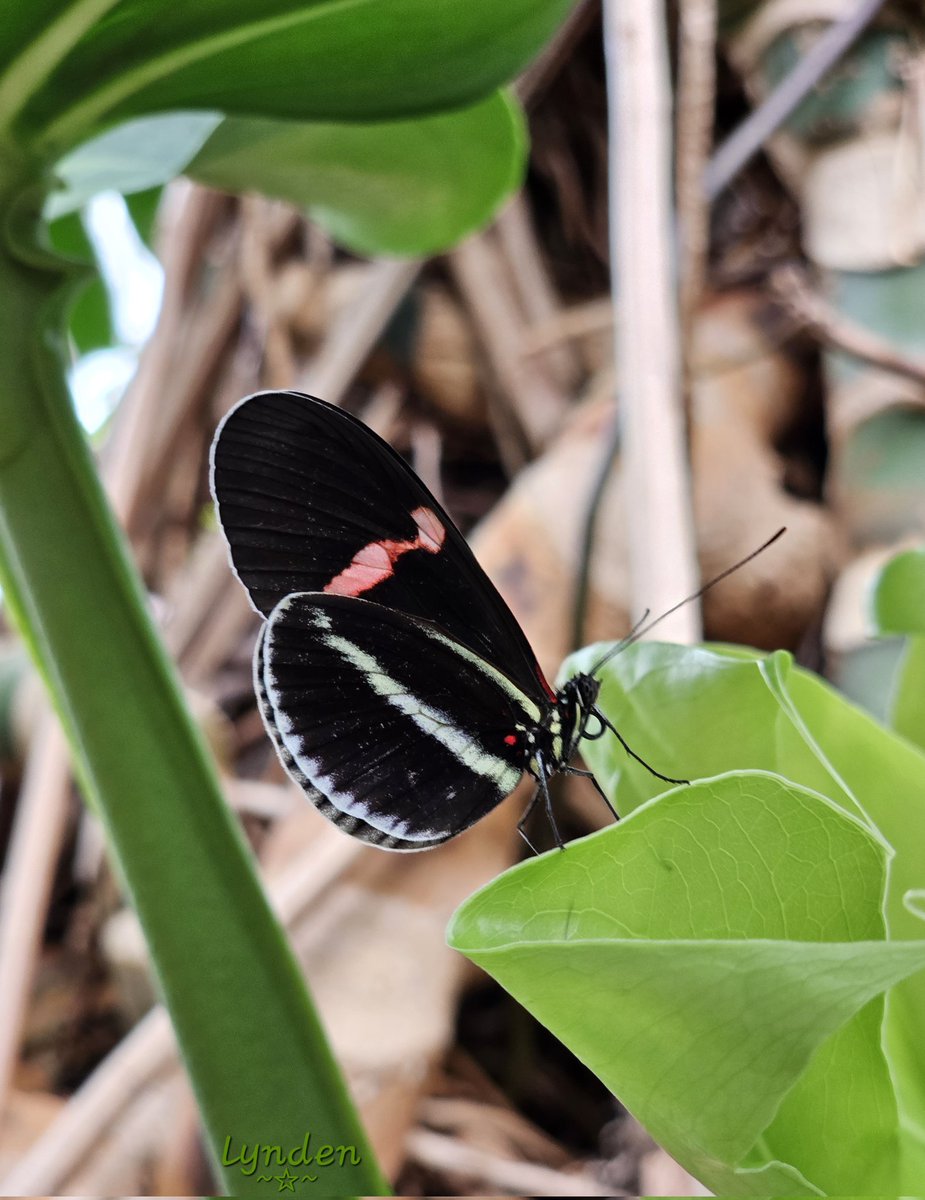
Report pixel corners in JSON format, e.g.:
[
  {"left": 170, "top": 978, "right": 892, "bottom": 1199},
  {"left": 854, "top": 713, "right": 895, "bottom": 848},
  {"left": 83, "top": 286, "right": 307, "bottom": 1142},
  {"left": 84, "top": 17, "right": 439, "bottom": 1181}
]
[
  {"left": 240, "top": 195, "right": 298, "bottom": 388},
  {"left": 0, "top": 712, "right": 72, "bottom": 1114},
  {"left": 299, "top": 258, "right": 422, "bottom": 401},
  {"left": 676, "top": 0, "right": 718, "bottom": 352},
  {"left": 407, "top": 1128, "right": 616, "bottom": 1197},
  {"left": 521, "top": 297, "right": 613, "bottom": 357},
  {"left": 449, "top": 232, "right": 569, "bottom": 451},
  {"left": 495, "top": 195, "right": 581, "bottom": 391},
  {"left": 770, "top": 264, "right": 925, "bottom": 388}
]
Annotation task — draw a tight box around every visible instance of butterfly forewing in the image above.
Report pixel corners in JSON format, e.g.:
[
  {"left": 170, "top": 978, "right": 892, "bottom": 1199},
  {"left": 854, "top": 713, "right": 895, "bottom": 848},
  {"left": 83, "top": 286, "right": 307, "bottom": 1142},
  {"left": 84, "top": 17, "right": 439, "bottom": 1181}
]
[
  {"left": 211, "top": 390, "right": 554, "bottom": 702},
  {"left": 260, "top": 593, "right": 538, "bottom": 850}
]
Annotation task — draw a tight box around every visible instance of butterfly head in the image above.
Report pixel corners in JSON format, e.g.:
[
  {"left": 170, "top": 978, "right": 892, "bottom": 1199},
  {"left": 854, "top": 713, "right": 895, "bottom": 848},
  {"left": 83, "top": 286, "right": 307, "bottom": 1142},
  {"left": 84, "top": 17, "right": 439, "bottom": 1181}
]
[{"left": 558, "top": 671, "right": 600, "bottom": 714}]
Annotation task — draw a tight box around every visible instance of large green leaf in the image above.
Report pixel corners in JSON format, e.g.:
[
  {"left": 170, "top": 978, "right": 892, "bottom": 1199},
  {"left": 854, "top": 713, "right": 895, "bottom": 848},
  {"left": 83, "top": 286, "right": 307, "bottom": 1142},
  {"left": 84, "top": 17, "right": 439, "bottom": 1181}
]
[
  {"left": 7, "top": 0, "right": 575, "bottom": 150},
  {"left": 45, "top": 90, "right": 525, "bottom": 256},
  {"left": 188, "top": 91, "right": 525, "bottom": 256},
  {"left": 449, "top": 772, "right": 925, "bottom": 1195},
  {"left": 545, "top": 642, "right": 925, "bottom": 1189}
]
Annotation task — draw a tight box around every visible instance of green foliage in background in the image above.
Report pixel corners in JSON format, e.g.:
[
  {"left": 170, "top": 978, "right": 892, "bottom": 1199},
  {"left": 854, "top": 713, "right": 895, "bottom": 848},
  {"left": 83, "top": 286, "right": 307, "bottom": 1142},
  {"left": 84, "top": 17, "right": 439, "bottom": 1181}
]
[
  {"left": 872, "top": 547, "right": 925, "bottom": 751},
  {"left": 449, "top": 643, "right": 925, "bottom": 1196},
  {"left": 0, "top": 1, "right": 574, "bottom": 1192}
]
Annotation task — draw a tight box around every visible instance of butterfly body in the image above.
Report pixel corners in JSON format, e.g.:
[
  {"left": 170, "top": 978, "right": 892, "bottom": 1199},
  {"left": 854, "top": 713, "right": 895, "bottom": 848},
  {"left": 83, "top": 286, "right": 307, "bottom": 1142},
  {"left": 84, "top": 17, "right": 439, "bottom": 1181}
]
[{"left": 211, "top": 390, "right": 620, "bottom": 851}]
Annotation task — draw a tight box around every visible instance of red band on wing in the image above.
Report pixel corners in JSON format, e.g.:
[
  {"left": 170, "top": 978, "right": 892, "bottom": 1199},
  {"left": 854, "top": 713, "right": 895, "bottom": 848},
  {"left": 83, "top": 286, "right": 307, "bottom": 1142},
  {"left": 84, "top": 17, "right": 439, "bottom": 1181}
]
[{"left": 324, "top": 506, "right": 447, "bottom": 597}]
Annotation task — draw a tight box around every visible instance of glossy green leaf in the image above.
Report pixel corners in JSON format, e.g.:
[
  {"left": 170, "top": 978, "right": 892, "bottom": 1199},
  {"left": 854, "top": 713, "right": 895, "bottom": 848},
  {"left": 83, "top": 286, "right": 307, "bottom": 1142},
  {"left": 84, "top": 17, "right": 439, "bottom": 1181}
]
[
  {"left": 449, "top": 772, "right": 925, "bottom": 1195},
  {"left": 8, "top": 0, "right": 575, "bottom": 150},
  {"left": 44, "top": 91, "right": 525, "bottom": 257},
  {"left": 560, "top": 644, "right": 862, "bottom": 819},
  {"left": 189, "top": 90, "right": 525, "bottom": 256},
  {"left": 537, "top": 642, "right": 925, "bottom": 1189},
  {"left": 563, "top": 649, "right": 925, "bottom": 992}
]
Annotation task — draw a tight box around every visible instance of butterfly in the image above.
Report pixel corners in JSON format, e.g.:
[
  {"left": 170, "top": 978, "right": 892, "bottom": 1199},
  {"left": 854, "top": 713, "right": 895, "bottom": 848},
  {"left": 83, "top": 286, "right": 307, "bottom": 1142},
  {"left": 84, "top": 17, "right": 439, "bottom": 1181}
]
[{"left": 211, "top": 390, "right": 779, "bottom": 851}]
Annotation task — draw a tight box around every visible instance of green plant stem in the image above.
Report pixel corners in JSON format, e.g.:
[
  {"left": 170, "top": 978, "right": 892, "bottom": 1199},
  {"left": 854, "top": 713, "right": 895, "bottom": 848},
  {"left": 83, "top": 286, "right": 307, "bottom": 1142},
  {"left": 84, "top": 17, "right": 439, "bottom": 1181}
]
[{"left": 0, "top": 159, "right": 387, "bottom": 1196}]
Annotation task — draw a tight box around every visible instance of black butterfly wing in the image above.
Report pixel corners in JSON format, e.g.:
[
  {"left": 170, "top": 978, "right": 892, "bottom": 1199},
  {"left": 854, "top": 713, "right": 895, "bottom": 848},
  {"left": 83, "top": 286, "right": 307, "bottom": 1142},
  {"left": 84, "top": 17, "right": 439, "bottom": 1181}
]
[
  {"left": 210, "top": 389, "right": 554, "bottom": 703},
  {"left": 259, "top": 593, "right": 539, "bottom": 850}
]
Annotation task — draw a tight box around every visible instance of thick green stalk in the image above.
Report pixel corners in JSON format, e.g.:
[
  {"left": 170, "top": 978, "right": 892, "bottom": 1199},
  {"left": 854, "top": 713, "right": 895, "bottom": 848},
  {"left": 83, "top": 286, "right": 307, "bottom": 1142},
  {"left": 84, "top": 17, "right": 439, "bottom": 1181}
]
[{"left": 0, "top": 153, "right": 386, "bottom": 1196}]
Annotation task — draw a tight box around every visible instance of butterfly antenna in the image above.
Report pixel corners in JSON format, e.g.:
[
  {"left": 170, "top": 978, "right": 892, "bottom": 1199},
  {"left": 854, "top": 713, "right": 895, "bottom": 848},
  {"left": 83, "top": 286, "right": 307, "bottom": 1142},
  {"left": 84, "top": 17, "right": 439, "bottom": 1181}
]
[{"left": 590, "top": 527, "right": 786, "bottom": 676}]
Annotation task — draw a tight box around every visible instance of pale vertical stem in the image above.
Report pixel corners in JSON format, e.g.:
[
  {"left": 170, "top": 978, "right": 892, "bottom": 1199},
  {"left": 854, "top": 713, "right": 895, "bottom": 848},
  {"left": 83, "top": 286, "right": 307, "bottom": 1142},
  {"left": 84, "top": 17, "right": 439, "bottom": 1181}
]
[{"left": 603, "top": 0, "right": 700, "bottom": 642}]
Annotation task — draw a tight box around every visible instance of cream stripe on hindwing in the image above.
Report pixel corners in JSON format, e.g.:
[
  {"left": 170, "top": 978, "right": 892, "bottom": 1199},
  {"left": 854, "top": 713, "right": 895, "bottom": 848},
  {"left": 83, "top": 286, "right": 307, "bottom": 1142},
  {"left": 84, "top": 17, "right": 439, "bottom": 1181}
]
[
  {"left": 318, "top": 632, "right": 522, "bottom": 790},
  {"left": 416, "top": 624, "right": 544, "bottom": 723},
  {"left": 264, "top": 600, "right": 522, "bottom": 792}
]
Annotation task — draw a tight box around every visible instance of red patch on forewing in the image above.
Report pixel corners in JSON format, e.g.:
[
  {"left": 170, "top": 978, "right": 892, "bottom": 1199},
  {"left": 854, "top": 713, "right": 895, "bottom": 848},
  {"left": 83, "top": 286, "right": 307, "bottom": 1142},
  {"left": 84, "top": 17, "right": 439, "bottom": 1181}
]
[
  {"left": 504, "top": 734, "right": 517, "bottom": 746},
  {"left": 324, "top": 506, "right": 447, "bottom": 597}
]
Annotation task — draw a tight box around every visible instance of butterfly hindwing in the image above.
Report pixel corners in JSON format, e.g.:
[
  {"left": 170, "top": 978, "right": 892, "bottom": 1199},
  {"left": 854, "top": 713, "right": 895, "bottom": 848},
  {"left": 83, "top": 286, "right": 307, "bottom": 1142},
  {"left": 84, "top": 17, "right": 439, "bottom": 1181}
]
[
  {"left": 210, "top": 390, "right": 554, "bottom": 703},
  {"left": 260, "top": 593, "right": 537, "bottom": 850}
]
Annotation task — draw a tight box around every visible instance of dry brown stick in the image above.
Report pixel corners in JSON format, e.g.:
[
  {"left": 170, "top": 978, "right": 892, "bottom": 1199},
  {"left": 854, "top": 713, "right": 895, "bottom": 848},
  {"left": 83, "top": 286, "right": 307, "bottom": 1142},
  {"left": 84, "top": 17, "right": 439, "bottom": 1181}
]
[
  {"left": 410, "top": 421, "right": 445, "bottom": 508},
  {"left": 162, "top": 529, "right": 253, "bottom": 665},
  {"left": 299, "top": 257, "right": 423, "bottom": 401},
  {"left": 495, "top": 195, "right": 581, "bottom": 391},
  {"left": 771, "top": 265, "right": 925, "bottom": 388},
  {"left": 240, "top": 195, "right": 298, "bottom": 388},
  {"left": 450, "top": 232, "right": 569, "bottom": 450},
  {"left": 0, "top": 712, "right": 73, "bottom": 1112},
  {"left": 123, "top": 260, "right": 243, "bottom": 540},
  {"left": 603, "top": 0, "right": 700, "bottom": 641},
  {"left": 103, "top": 182, "right": 218, "bottom": 524},
  {"left": 521, "top": 297, "right": 613, "bottom": 356},
  {"left": 124, "top": 204, "right": 303, "bottom": 543},
  {"left": 676, "top": 0, "right": 718, "bottom": 354},
  {"left": 407, "top": 1128, "right": 615, "bottom": 1197}
]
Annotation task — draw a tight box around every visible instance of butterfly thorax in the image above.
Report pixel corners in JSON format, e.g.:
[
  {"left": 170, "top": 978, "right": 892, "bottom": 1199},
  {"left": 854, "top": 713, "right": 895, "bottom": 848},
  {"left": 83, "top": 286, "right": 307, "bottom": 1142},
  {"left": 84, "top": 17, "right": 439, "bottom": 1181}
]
[
  {"left": 556, "top": 673, "right": 602, "bottom": 761},
  {"left": 519, "top": 673, "right": 601, "bottom": 780}
]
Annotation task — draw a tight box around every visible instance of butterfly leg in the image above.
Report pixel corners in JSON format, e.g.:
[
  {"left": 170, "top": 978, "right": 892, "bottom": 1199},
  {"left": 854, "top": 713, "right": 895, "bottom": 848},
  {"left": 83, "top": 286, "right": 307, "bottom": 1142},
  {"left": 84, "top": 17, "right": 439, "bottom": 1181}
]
[
  {"left": 592, "top": 707, "right": 689, "bottom": 786},
  {"left": 535, "top": 751, "right": 565, "bottom": 851},
  {"left": 562, "top": 765, "right": 619, "bottom": 822},
  {"left": 516, "top": 788, "right": 543, "bottom": 855},
  {"left": 517, "top": 754, "right": 565, "bottom": 853}
]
